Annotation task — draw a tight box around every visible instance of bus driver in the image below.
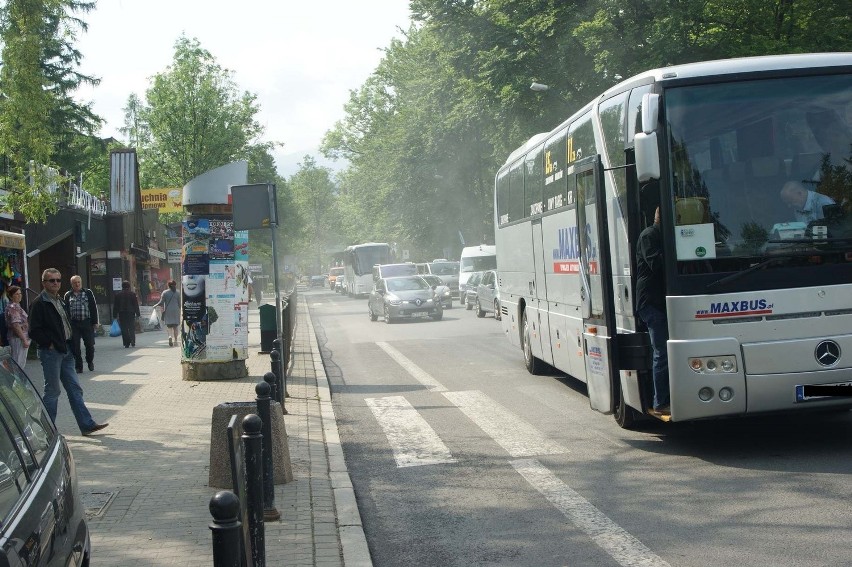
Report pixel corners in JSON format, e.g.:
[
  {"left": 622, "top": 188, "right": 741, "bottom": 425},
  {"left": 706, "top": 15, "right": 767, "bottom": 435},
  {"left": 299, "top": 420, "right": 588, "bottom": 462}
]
[{"left": 779, "top": 180, "right": 835, "bottom": 224}]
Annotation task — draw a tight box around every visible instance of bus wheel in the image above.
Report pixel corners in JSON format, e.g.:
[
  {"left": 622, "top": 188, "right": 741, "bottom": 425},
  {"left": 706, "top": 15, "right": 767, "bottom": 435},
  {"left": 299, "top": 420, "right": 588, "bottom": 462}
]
[
  {"left": 494, "top": 300, "right": 501, "bottom": 321},
  {"left": 614, "top": 385, "right": 639, "bottom": 429},
  {"left": 522, "top": 311, "right": 545, "bottom": 375}
]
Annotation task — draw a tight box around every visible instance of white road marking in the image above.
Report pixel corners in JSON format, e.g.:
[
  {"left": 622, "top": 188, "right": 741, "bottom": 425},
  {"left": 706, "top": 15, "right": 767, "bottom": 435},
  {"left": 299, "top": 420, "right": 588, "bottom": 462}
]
[
  {"left": 512, "top": 458, "right": 671, "bottom": 567},
  {"left": 365, "top": 396, "right": 456, "bottom": 468},
  {"left": 375, "top": 341, "right": 446, "bottom": 392},
  {"left": 442, "top": 390, "right": 566, "bottom": 457}
]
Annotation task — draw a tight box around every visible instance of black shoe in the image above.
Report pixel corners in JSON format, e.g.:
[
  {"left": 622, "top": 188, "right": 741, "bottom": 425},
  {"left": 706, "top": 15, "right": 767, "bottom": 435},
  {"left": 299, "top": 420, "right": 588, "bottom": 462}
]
[
  {"left": 124, "top": 345, "right": 129, "bottom": 348},
  {"left": 131, "top": 343, "right": 135, "bottom": 347},
  {"left": 88, "top": 362, "right": 94, "bottom": 371},
  {"left": 76, "top": 367, "right": 83, "bottom": 373},
  {"left": 82, "top": 423, "right": 109, "bottom": 436}
]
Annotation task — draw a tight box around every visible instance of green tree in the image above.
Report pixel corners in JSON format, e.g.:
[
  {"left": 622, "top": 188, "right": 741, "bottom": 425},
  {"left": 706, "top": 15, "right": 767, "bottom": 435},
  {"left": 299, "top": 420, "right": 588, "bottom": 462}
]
[
  {"left": 134, "top": 36, "right": 276, "bottom": 188},
  {"left": 0, "top": 0, "right": 101, "bottom": 222},
  {"left": 289, "top": 156, "right": 340, "bottom": 272}
]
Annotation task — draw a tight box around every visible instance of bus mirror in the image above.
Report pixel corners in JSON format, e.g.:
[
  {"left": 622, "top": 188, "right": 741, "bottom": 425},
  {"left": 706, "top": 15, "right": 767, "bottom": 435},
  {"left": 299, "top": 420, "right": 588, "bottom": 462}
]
[
  {"left": 634, "top": 131, "right": 660, "bottom": 182},
  {"left": 641, "top": 93, "right": 659, "bottom": 134}
]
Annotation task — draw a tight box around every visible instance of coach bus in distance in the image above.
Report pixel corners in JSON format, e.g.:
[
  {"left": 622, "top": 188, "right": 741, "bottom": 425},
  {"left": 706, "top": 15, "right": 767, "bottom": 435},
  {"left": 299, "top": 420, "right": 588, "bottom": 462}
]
[
  {"left": 495, "top": 53, "right": 852, "bottom": 428},
  {"left": 343, "top": 243, "right": 392, "bottom": 296}
]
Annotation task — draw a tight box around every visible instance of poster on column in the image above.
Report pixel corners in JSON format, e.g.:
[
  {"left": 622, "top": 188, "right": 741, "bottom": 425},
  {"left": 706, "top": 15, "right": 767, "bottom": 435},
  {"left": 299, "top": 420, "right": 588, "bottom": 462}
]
[
  {"left": 206, "top": 260, "right": 237, "bottom": 360},
  {"left": 233, "top": 230, "right": 249, "bottom": 358},
  {"left": 182, "top": 219, "right": 210, "bottom": 360}
]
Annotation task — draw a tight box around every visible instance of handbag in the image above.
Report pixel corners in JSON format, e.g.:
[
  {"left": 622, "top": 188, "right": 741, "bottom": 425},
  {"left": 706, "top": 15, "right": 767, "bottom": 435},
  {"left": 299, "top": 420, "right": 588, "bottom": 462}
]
[{"left": 109, "top": 319, "right": 121, "bottom": 337}]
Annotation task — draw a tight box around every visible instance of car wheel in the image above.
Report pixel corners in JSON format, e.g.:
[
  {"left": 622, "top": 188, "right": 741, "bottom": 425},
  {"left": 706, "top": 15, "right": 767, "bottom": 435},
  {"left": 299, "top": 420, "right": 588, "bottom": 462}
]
[
  {"left": 466, "top": 298, "right": 473, "bottom": 311},
  {"left": 432, "top": 306, "right": 443, "bottom": 321},
  {"left": 368, "top": 305, "right": 378, "bottom": 322},
  {"left": 446, "top": 300, "right": 452, "bottom": 309},
  {"left": 522, "top": 310, "right": 545, "bottom": 375},
  {"left": 494, "top": 299, "right": 501, "bottom": 321},
  {"left": 383, "top": 304, "right": 394, "bottom": 324},
  {"left": 476, "top": 300, "right": 485, "bottom": 318}
]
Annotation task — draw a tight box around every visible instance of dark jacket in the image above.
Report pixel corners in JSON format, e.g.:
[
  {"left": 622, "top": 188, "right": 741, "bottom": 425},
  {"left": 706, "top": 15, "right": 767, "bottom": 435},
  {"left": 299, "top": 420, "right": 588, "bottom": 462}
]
[
  {"left": 635, "top": 222, "right": 666, "bottom": 313},
  {"left": 113, "top": 290, "right": 140, "bottom": 319},
  {"left": 28, "top": 291, "right": 71, "bottom": 353},
  {"left": 64, "top": 288, "right": 99, "bottom": 326}
]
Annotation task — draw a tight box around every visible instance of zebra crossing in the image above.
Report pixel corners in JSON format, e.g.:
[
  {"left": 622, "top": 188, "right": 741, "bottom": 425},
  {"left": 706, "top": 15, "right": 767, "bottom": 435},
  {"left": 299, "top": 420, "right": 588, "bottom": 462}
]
[{"left": 365, "top": 341, "right": 671, "bottom": 567}]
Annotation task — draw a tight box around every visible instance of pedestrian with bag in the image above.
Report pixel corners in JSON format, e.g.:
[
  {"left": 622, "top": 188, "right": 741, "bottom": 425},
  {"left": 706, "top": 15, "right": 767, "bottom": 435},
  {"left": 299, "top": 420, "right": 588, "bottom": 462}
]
[
  {"left": 4, "top": 286, "right": 30, "bottom": 368},
  {"left": 152, "top": 280, "right": 180, "bottom": 347},
  {"left": 28, "top": 268, "right": 108, "bottom": 435},
  {"left": 113, "top": 280, "right": 140, "bottom": 348},
  {"left": 64, "top": 275, "right": 99, "bottom": 372}
]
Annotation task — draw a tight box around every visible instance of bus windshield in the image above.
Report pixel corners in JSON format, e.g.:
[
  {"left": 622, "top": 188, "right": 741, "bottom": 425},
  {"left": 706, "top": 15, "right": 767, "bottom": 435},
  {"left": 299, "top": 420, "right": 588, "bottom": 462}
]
[
  {"left": 351, "top": 246, "right": 390, "bottom": 275},
  {"left": 664, "top": 73, "right": 851, "bottom": 280}
]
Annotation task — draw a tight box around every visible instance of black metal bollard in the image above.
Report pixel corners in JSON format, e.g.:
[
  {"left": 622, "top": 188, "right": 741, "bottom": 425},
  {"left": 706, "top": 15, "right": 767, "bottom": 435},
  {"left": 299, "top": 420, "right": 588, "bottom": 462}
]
[
  {"left": 255, "top": 381, "right": 280, "bottom": 521},
  {"left": 241, "top": 415, "right": 266, "bottom": 567},
  {"left": 263, "top": 372, "right": 278, "bottom": 408},
  {"left": 272, "top": 338, "right": 287, "bottom": 400},
  {"left": 209, "top": 490, "right": 242, "bottom": 567},
  {"left": 269, "top": 349, "right": 282, "bottom": 407}
]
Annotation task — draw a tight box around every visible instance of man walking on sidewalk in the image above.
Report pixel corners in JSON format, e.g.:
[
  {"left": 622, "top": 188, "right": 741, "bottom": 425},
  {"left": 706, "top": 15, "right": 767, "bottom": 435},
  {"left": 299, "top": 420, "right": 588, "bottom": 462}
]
[
  {"left": 64, "top": 275, "right": 99, "bottom": 372},
  {"left": 28, "top": 268, "right": 108, "bottom": 435},
  {"left": 113, "top": 280, "right": 140, "bottom": 348}
]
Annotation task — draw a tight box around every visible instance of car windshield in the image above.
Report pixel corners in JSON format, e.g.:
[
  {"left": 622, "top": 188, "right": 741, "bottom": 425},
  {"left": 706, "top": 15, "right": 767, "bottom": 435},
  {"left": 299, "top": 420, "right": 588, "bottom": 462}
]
[
  {"left": 461, "top": 256, "right": 497, "bottom": 272},
  {"left": 422, "top": 275, "right": 441, "bottom": 286},
  {"left": 382, "top": 264, "right": 418, "bottom": 278},
  {"left": 386, "top": 277, "right": 429, "bottom": 292},
  {"left": 429, "top": 262, "right": 459, "bottom": 276}
]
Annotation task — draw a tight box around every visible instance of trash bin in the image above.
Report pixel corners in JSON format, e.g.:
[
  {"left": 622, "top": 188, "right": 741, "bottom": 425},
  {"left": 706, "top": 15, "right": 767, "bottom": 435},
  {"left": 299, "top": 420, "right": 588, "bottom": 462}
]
[{"left": 259, "top": 304, "right": 276, "bottom": 353}]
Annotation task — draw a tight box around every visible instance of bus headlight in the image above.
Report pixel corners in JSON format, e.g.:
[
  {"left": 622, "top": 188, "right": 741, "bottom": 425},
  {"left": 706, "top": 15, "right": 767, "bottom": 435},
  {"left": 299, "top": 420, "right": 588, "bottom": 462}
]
[{"left": 688, "top": 355, "right": 737, "bottom": 374}]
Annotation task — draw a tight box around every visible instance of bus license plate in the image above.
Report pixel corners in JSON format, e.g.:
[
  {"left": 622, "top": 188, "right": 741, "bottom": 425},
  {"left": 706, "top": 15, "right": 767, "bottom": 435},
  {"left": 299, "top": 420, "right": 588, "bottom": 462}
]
[{"left": 795, "top": 381, "right": 852, "bottom": 402}]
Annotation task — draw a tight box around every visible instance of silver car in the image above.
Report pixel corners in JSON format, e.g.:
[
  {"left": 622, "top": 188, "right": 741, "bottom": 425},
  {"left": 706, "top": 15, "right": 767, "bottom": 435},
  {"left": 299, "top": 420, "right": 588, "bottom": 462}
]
[
  {"left": 463, "top": 271, "right": 484, "bottom": 310},
  {"left": 368, "top": 276, "right": 443, "bottom": 323},
  {"left": 420, "top": 274, "right": 453, "bottom": 309},
  {"left": 476, "top": 269, "right": 501, "bottom": 320}
]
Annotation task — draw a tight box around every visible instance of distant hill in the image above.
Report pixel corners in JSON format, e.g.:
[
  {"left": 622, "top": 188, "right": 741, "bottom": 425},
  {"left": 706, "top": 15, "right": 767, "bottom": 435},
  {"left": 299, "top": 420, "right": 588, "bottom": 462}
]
[{"left": 274, "top": 150, "right": 348, "bottom": 179}]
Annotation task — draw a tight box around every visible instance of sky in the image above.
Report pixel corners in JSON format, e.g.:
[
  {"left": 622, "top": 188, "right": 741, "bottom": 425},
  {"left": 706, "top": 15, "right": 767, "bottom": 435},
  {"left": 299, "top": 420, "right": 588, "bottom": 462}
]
[{"left": 75, "top": 0, "right": 412, "bottom": 176}]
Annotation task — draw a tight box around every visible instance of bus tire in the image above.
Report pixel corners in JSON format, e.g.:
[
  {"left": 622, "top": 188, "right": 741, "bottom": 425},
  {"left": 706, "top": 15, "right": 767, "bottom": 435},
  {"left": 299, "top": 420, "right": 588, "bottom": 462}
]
[
  {"left": 494, "top": 300, "right": 501, "bottom": 321},
  {"left": 522, "top": 310, "right": 545, "bottom": 375},
  {"left": 614, "top": 385, "right": 640, "bottom": 429}
]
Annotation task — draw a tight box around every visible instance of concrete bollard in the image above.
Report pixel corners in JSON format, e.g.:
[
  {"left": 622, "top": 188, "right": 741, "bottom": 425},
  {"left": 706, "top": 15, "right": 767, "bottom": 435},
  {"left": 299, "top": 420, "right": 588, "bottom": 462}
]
[
  {"left": 209, "top": 490, "right": 242, "bottom": 567},
  {"left": 242, "top": 414, "right": 265, "bottom": 567},
  {"left": 255, "top": 381, "right": 280, "bottom": 521}
]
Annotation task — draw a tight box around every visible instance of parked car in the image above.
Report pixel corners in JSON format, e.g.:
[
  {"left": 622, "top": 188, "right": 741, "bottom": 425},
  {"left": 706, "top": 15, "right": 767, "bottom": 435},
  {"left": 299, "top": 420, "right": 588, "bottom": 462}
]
[
  {"left": 463, "top": 271, "right": 484, "bottom": 310},
  {"left": 368, "top": 276, "right": 443, "bottom": 323},
  {"left": 476, "top": 269, "right": 501, "bottom": 319},
  {"left": 335, "top": 274, "right": 346, "bottom": 293},
  {"left": 420, "top": 274, "right": 452, "bottom": 309},
  {"left": 0, "top": 355, "right": 90, "bottom": 566}
]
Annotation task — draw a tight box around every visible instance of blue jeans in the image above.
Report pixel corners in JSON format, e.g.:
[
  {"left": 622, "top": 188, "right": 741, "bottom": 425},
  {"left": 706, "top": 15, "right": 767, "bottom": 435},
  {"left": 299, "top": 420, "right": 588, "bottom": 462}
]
[
  {"left": 638, "top": 305, "right": 670, "bottom": 409},
  {"left": 39, "top": 346, "right": 98, "bottom": 432}
]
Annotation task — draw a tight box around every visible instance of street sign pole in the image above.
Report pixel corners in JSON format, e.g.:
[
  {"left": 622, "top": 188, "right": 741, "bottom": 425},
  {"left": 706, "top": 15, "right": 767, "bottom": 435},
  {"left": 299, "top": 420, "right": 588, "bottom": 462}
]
[{"left": 268, "top": 184, "right": 284, "bottom": 386}]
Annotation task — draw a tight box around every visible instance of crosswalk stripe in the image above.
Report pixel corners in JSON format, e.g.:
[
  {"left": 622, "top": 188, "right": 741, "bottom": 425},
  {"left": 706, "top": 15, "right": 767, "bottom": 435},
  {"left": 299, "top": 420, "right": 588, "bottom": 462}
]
[
  {"left": 375, "top": 342, "right": 447, "bottom": 392},
  {"left": 365, "top": 396, "right": 456, "bottom": 468},
  {"left": 512, "top": 458, "right": 671, "bottom": 567},
  {"left": 442, "top": 390, "right": 566, "bottom": 457}
]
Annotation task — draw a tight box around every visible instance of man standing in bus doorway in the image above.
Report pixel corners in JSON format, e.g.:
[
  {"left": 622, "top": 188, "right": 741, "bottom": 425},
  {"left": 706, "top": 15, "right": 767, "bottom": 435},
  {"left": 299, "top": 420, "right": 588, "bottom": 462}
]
[{"left": 636, "top": 206, "right": 670, "bottom": 416}]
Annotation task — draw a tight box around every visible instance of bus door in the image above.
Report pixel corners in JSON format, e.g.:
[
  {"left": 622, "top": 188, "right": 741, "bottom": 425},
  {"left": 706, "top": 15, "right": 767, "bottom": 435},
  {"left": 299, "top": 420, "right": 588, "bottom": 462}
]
[
  {"left": 530, "top": 219, "right": 553, "bottom": 366},
  {"left": 575, "top": 155, "right": 619, "bottom": 414}
]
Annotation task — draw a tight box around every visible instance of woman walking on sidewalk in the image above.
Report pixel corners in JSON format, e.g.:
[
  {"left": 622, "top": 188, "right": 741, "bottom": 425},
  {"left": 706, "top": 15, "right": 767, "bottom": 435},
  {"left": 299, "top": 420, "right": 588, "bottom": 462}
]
[{"left": 152, "top": 280, "right": 180, "bottom": 346}]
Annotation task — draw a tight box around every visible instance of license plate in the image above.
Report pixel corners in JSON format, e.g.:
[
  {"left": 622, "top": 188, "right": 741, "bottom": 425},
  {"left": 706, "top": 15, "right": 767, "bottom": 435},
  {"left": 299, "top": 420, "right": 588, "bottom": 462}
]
[{"left": 795, "top": 381, "right": 852, "bottom": 402}]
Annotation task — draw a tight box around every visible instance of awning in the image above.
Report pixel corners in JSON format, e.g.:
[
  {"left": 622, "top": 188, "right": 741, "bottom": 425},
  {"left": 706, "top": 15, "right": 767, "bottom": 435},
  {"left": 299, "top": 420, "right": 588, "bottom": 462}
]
[{"left": 0, "top": 230, "right": 25, "bottom": 250}]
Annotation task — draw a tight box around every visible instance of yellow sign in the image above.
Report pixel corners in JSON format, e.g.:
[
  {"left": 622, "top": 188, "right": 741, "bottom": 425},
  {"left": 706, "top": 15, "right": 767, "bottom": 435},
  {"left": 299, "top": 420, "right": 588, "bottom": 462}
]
[{"left": 141, "top": 188, "right": 183, "bottom": 213}]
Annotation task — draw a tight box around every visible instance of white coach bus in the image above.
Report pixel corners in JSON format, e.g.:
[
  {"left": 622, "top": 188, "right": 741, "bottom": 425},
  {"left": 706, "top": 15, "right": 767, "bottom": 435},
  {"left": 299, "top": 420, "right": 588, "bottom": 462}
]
[
  {"left": 495, "top": 53, "right": 852, "bottom": 428},
  {"left": 343, "top": 243, "right": 392, "bottom": 296}
]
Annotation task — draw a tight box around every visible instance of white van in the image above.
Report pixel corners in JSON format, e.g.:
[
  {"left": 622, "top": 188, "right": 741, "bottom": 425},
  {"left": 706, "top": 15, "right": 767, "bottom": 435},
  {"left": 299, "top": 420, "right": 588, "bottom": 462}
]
[{"left": 459, "top": 245, "right": 496, "bottom": 304}]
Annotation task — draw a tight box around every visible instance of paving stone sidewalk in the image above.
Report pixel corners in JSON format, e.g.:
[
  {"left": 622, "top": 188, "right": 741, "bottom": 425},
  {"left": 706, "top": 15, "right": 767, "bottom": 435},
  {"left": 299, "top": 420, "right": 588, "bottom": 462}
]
[{"left": 29, "top": 293, "right": 370, "bottom": 567}]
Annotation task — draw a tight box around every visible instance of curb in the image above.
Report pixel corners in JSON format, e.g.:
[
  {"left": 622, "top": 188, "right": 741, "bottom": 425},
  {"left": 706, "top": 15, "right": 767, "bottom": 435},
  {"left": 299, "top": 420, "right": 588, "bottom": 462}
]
[{"left": 303, "top": 299, "right": 373, "bottom": 567}]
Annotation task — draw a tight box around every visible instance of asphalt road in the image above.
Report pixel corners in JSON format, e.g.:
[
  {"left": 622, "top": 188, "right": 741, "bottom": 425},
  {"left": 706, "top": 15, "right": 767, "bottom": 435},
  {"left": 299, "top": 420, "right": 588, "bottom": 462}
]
[{"left": 305, "top": 287, "right": 852, "bottom": 567}]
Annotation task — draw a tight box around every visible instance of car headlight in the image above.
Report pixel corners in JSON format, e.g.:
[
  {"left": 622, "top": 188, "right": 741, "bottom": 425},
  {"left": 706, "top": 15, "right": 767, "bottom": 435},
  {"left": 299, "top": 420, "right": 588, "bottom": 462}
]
[
  {"left": 442, "top": 290, "right": 450, "bottom": 297},
  {"left": 386, "top": 294, "right": 401, "bottom": 306}
]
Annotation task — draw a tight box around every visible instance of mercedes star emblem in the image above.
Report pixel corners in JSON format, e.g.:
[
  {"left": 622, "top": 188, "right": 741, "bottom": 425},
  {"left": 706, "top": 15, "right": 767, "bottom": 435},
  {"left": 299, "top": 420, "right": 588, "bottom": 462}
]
[{"left": 814, "top": 340, "right": 841, "bottom": 367}]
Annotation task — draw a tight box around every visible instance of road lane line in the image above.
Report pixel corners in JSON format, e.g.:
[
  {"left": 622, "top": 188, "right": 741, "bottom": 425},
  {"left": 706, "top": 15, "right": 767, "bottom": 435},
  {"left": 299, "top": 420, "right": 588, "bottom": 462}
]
[
  {"left": 512, "top": 458, "right": 671, "bottom": 567},
  {"left": 442, "top": 390, "right": 567, "bottom": 457},
  {"left": 375, "top": 341, "right": 447, "bottom": 392},
  {"left": 365, "top": 396, "right": 457, "bottom": 468}
]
